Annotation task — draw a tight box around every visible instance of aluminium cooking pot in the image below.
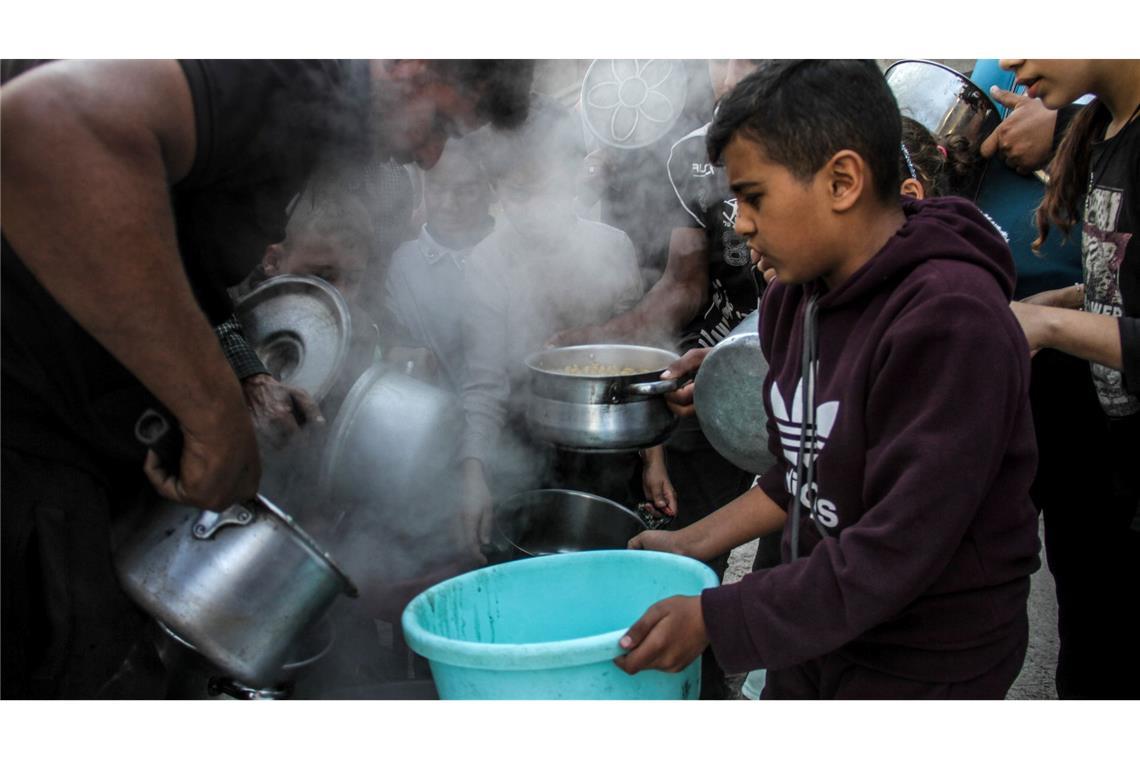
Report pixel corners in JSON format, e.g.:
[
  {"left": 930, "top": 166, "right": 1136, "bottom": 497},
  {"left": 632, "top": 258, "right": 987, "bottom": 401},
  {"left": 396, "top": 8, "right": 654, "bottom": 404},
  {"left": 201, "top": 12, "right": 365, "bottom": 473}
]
[
  {"left": 114, "top": 493, "right": 358, "bottom": 688},
  {"left": 319, "top": 361, "right": 462, "bottom": 508},
  {"left": 524, "top": 344, "right": 681, "bottom": 452},
  {"left": 490, "top": 489, "right": 651, "bottom": 559}
]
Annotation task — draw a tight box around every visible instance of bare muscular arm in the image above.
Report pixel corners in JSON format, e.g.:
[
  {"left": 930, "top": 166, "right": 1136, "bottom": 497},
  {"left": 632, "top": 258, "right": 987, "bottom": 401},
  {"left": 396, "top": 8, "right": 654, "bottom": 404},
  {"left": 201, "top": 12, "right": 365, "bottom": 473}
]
[{"left": 1, "top": 60, "right": 259, "bottom": 509}]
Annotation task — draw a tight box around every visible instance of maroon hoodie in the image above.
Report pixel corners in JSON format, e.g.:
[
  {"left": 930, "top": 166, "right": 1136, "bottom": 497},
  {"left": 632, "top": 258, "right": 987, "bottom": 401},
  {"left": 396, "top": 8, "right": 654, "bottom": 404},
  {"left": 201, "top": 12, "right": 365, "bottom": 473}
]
[{"left": 701, "top": 196, "right": 1041, "bottom": 683}]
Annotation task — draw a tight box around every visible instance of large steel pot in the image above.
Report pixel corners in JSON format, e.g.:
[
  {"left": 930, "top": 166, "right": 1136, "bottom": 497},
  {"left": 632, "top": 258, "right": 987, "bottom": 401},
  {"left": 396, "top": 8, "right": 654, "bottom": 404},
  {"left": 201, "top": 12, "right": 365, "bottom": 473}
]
[
  {"left": 524, "top": 345, "right": 680, "bottom": 452},
  {"left": 491, "top": 489, "right": 650, "bottom": 559},
  {"left": 115, "top": 492, "right": 358, "bottom": 688},
  {"left": 884, "top": 59, "right": 1000, "bottom": 199},
  {"left": 319, "top": 362, "right": 462, "bottom": 507},
  {"left": 693, "top": 312, "right": 776, "bottom": 475}
]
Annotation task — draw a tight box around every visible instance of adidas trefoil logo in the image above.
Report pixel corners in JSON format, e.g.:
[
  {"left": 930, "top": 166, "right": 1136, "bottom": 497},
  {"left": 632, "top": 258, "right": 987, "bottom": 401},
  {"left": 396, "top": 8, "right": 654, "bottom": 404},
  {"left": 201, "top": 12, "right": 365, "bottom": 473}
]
[{"left": 771, "top": 374, "right": 841, "bottom": 529}]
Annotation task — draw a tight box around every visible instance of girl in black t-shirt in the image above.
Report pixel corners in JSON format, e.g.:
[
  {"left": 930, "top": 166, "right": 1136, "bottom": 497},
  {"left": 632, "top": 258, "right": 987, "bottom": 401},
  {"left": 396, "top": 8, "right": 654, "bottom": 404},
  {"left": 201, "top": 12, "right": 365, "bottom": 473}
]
[{"left": 1003, "top": 58, "right": 1140, "bottom": 698}]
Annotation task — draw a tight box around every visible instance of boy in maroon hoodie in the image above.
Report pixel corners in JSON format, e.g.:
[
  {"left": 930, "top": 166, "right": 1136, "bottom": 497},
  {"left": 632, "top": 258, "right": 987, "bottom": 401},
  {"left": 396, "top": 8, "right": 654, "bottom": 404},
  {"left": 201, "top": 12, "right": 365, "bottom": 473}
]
[{"left": 616, "top": 60, "right": 1041, "bottom": 698}]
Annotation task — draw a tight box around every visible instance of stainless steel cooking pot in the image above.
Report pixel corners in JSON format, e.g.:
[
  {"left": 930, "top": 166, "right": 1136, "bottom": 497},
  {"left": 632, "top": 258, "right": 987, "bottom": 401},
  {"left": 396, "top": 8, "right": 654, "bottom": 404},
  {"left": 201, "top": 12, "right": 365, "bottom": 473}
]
[
  {"left": 884, "top": 59, "right": 1000, "bottom": 198},
  {"left": 319, "top": 362, "right": 462, "bottom": 507},
  {"left": 492, "top": 489, "right": 650, "bottom": 558},
  {"left": 693, "top": 312, "right": 775, "bottom": 475},
  {"left": 524, "top": 345, "right": 681, "bottom": 452},
  {"left": 115, "top": 492, "right": 358, "bottom": 688}
]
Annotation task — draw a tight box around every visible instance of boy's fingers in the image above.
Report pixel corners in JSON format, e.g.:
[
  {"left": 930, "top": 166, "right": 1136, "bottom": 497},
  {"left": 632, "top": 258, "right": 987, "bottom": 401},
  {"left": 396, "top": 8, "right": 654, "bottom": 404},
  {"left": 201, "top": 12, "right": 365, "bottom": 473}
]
[
  {"left": 615, "top": 616, "right": 672, "bottom": 675},
  {"left": 618, "top": 603, "right": 667, "bottom": 652}
]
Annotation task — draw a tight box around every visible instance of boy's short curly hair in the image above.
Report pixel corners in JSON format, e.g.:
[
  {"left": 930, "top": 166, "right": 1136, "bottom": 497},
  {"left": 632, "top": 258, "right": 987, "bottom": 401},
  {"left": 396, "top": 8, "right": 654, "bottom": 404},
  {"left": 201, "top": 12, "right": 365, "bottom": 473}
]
[{"left": 707, "top": 60, "right": 903, "bottom": 203}]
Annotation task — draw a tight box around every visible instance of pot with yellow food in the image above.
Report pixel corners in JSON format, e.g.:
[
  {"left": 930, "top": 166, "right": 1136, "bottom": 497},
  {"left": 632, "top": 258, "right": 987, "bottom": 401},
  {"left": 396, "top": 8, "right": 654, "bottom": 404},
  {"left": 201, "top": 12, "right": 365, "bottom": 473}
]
[{"left": 523, "top": 344, "right": 680, "bottom": 451}]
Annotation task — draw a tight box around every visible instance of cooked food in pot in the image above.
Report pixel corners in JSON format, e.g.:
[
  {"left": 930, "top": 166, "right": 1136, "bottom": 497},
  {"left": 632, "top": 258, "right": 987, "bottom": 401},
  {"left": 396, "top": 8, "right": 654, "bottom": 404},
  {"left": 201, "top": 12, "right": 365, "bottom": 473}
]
[{"left": 560, "top": 363, "right": 642, "bottom": 377}]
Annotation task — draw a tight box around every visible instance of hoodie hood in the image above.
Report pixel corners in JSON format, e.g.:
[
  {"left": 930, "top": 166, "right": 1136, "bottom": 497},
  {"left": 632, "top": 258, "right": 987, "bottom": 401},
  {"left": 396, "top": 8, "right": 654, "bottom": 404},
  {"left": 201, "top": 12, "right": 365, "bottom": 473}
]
[{"left": 816, "top": 196, "right": 1017, "bottom": 310}]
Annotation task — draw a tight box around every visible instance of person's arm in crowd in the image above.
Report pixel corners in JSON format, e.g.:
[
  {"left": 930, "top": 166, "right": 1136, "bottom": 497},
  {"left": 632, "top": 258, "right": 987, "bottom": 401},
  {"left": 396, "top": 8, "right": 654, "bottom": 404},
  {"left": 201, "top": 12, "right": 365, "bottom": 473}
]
[
  {"left": 1011, "top": 301, "right": 1136, "bottom": 386},
  {"left": 216, "top": 315, "right": 324, "bottom": 449},
  {"left": 547, "top": 227, "right": 707, "bottom": 347},
  {"left": 0, "top": 60, "right": 259, "bottom": 509},
  {"left": 457, "top": 253, "right": 509, "bottom": 561},
  {"left": 629, "top": 483, "right": 787, "bottom": 562}
]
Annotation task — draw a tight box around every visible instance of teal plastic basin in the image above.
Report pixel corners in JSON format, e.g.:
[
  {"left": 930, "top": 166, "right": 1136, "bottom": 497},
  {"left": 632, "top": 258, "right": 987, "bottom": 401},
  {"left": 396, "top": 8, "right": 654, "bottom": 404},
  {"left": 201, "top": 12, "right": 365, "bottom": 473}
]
[{"left": 401, "top": 550, "right": 719, "bottom": 699}]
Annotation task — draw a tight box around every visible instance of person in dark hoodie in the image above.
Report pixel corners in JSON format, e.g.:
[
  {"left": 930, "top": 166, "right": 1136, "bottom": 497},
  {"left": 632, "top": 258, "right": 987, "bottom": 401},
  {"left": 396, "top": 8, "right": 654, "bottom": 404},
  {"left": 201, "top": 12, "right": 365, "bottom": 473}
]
[{"left": 614, "top": 60, "right": 1041, "bottom": 699}]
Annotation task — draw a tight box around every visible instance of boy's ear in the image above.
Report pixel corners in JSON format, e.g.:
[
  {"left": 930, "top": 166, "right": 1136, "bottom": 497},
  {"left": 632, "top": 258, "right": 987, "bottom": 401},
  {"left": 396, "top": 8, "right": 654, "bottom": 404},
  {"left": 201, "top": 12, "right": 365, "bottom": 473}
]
[{"left": 824, "top": 149, "right": 865, "bottom": 213}]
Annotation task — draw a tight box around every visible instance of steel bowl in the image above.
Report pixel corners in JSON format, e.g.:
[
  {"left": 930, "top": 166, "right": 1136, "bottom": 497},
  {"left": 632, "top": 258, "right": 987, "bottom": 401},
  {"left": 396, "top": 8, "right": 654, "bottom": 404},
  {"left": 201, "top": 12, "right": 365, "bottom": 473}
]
[
  {"left": 693, "top": 312, "right": 775, "bottom": 475},
  {"left": 493, "top": 489, "right": 649, "bottom": 558},
  {"left": 524, "top": 344, "right": 680, "bottom": 452},
  {"left": 235, "top": 275, "right": 351, "bottom": 402}
]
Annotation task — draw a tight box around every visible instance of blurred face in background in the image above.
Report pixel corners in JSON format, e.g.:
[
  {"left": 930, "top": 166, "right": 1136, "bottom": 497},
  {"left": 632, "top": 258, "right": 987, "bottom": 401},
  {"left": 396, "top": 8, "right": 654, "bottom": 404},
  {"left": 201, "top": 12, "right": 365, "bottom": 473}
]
[
  {"left": 369, "top": 60, "right": 487, "bottom": 169},
  {"left": 424, "top": 148, "right": 491, "bottom": 242},
  {"left": 497, "top": 158, "right": 577, "bottom": 244},
  {"left": 264, "top": 233, "right": 369, "bottom": 304}
]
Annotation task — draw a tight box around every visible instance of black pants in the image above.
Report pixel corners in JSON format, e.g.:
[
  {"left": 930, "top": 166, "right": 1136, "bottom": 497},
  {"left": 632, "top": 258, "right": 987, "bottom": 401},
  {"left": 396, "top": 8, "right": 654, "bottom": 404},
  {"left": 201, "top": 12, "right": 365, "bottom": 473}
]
[
  {"left": 1, "top": 448, "right": 165, "bottom": 698},
  {"left": 1030, "top": 350, "right": 1140, "bottom": 698}
]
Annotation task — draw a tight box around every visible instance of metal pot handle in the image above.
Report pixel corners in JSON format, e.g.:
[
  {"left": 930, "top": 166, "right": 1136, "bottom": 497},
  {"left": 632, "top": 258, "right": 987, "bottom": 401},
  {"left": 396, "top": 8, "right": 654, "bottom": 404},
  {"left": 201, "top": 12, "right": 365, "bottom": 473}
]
[
  {"left": 626, "top": 378, "right": 679, "bottom": 396},
  {"left": 192, "top": 504, "right": 255, "bottom": 539}
]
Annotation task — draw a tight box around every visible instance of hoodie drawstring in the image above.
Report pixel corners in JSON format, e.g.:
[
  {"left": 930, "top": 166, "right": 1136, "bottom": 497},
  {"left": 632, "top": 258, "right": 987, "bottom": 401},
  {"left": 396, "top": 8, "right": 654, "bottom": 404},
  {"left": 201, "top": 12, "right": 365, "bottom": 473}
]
[{"left": 791, "top": 293, "right": 829, "bottom": 561}]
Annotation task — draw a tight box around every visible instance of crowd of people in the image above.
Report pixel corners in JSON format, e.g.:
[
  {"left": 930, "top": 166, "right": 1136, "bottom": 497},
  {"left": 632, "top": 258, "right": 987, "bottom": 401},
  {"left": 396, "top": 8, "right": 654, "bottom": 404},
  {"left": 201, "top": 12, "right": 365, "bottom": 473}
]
[{"left": 1, "top": 58, "right": 1136, "bottom": 700}]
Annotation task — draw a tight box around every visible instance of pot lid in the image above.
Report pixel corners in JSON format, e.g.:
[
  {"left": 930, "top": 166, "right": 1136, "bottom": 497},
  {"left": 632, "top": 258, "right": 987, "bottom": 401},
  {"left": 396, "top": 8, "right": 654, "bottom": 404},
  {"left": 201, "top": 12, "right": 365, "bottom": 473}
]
[
  {"left": 693, "top": 320, "right": 776, "bottom": 475},
  {"left": 235, "top": 275, "right": 351, "bottom": 402},
  {"left": 580, "top": 59, "right": 688, "bottom": 150}
]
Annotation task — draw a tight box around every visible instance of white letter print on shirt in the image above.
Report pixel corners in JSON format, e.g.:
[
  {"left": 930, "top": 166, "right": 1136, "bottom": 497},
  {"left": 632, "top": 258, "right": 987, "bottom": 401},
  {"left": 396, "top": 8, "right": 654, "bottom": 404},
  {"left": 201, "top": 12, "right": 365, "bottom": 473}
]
[{"left": 771, "top": 374, "right": 841, "bottom": 529}]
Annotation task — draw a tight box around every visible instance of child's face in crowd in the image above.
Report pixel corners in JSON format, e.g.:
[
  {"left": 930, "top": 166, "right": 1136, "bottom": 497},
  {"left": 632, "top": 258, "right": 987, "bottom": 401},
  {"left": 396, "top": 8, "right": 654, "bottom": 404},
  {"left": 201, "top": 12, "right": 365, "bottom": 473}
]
[
  {"left": 498, "top": 161, "right": 575, "bottom": 242},
  {"left": 725, "top": 134, "right": 840, "bottom": 286},
  {"left": 999, "top": 59, "right": 1100, "bottom": 110},
  {"left": 264, "top": 237, "right": 368, "bottom": 304},
  {"left": 424, "top": 153, "right": 490, "bottom": 239}
]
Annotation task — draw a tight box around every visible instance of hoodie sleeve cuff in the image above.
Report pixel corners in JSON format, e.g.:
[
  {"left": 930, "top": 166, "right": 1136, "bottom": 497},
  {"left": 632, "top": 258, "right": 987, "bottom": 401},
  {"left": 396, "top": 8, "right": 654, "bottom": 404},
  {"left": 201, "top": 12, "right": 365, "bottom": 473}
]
[
  {"left": 701, "top": 583, "right": 763, "bottom": 674},
  {"left": 756, "top": 463, "right": 788, "bottom": 511}
]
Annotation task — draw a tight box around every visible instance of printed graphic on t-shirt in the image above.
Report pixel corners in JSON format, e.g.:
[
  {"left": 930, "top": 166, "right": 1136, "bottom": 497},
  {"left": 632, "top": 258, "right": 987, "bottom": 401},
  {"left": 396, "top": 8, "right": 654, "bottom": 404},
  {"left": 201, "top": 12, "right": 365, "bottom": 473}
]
[
  {"left": 770, "top": 373, "right": 841, "bottom": 529},
  {"left": 669, "top": 125, "right": 760, "bottom": 349},
  {"left": 1083, "top": 184, "right": 1139, "bottom": 417}
]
